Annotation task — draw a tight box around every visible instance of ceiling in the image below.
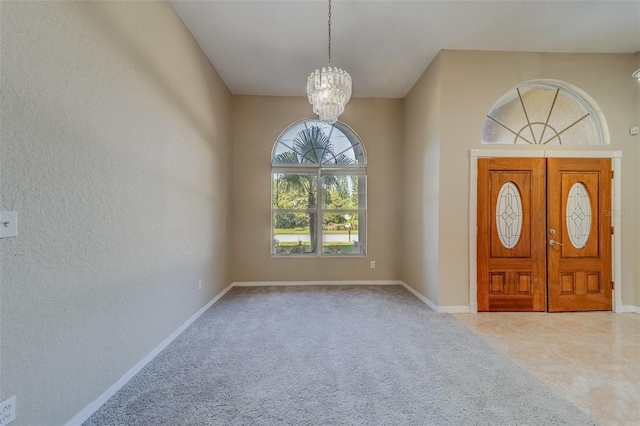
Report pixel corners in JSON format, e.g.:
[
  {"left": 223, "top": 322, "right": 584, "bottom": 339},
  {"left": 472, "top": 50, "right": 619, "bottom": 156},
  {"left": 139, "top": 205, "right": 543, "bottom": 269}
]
[{"left": 170, "top": 1, "right": 640, "bottom": 99}]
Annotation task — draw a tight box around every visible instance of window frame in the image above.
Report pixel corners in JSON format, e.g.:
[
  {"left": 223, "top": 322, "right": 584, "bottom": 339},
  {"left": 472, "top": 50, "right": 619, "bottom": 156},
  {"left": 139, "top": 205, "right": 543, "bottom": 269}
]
[{"left": 271, "top": 119, "right": 367, "bottom": 257}]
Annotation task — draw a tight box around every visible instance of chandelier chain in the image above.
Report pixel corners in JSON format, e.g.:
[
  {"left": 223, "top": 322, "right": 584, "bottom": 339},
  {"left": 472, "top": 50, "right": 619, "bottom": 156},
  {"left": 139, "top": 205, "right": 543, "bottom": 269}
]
[
  {"left": 328, "top": 0, "right": 332, "bottom": 66},
  {"left": 307, "top": 0, "right": 351, "bottom": 124}
]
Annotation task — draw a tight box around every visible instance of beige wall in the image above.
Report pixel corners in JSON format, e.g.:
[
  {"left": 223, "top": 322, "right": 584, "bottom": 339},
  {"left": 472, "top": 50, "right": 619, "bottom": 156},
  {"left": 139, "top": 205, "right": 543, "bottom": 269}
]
[
  {"left": 435, "top": 50, "right": 638, "bottom": 307},
  {"left": 0, "top": 2, "right": 232, "bottom": 425},
  {"left": 635, "top": 52, "right": 640, "bottom": 309},
  {"left": 402, "top": 54, "right": 442, "bottom": 304},
  {"left": 231, "top": 96, "right": 403, "bottom": 282},
  {"left": 2, "top": 6, "right": 638, "bottom": 424}
]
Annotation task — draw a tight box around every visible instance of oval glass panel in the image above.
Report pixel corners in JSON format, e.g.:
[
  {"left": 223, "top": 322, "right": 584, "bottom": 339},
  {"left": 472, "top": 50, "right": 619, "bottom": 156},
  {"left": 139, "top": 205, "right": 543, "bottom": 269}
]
[
  {"left": 496, "top": 182, "right": 523, "bottom": 249},
  {"left": 566, "top": 182, "right": 592, "bottom": 249}
]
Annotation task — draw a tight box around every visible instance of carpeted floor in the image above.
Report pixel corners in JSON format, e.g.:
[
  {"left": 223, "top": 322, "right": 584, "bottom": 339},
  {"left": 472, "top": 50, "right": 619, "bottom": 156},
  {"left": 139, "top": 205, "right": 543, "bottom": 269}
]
[{"left": 84, "top": 285, "right": 596, "bottom": 425}]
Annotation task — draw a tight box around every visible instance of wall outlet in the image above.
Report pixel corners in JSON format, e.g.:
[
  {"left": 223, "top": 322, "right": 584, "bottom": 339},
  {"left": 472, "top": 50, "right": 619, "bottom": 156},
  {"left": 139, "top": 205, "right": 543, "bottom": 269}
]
[
  {"left": 0, "top": 396, "right": 16, "bottom": 426},
  {"left": 198, "top": 280, "right": 202, "bottom": 290},
  {"left": 370, "top": 260, "right": 376, "bottom": 269},
  {"left": 630, "top": 126, "right": 640, "bottom": 136}
]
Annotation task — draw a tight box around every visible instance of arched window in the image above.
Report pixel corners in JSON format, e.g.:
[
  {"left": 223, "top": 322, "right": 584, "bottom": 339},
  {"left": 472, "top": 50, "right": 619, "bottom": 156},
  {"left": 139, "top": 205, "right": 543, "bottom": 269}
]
[
  {"left": 482, "top": 81, "right": 605, "bottom": 145},
  {"left": 271, "top": 119, "right": 366, "bottom": 256}
]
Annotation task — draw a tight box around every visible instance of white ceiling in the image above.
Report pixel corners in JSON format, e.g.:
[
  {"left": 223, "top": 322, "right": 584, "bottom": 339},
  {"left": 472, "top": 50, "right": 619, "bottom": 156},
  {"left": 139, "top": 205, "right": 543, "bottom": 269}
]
[{"left": 170, "top": 1, "right": 640, "bottom": 98}]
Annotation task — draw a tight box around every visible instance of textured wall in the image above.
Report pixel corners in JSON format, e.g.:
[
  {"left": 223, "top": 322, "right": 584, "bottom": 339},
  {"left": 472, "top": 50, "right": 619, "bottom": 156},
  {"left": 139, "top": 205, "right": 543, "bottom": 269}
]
[
  {"left": 636, "top": 52, "right": 640, "bottom": 309},
  {"left": 231, "top": 96, "right": 404, "bottom": 282},
  {"left": 0, "top": 2, "right": 232, "bottom": 425},
  {"left": 401, "top": 54, "right": 442, "bottom": 305}
]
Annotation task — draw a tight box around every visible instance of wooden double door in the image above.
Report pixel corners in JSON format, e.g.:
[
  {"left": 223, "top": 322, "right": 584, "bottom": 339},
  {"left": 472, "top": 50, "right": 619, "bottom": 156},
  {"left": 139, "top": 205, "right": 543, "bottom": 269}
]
[{"left": 478, "top": 158, "right": 612, "bottom": 312}]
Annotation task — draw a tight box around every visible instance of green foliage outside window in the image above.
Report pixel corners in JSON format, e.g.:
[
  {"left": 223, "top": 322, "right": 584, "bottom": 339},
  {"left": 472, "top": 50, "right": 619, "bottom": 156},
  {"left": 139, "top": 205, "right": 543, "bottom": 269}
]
[{"left": 271, "top": 121, "right": 366, "bottom": 256}]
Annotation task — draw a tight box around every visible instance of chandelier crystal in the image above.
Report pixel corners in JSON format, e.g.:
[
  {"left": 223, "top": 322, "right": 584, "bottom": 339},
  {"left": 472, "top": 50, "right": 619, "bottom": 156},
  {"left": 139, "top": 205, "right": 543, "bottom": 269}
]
[
  {"left": 307, "top": 67, "right": 352, "bottom": 124},
  {"left": 307, "top": 0, "right": 352, "bottom": 125}
]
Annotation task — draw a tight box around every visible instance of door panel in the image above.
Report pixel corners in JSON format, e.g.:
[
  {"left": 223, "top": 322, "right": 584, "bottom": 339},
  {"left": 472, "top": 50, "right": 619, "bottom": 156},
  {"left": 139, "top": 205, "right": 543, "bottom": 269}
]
[
  {"left": 547, "top": 158, "right": 612, "bottom": 312},
  {"left": 477, "top": 158, "right": 547, "bottom": 312}
]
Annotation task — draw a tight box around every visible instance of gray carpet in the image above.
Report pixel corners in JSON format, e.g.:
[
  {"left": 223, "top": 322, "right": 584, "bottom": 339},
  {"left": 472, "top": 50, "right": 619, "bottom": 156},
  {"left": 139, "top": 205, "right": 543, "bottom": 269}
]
[{"left": 84, "top": 285, "right": 596, "bottom": 425}]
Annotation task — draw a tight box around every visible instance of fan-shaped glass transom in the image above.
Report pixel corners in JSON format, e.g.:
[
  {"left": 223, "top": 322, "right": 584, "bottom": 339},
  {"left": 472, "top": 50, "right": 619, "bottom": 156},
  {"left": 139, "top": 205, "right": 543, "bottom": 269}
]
[{"left": 482, "top": 83, "right": 601, "bottom": 145}]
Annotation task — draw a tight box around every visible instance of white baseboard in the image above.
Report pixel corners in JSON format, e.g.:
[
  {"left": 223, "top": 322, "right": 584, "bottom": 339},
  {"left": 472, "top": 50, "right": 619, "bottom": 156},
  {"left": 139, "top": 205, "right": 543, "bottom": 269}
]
[
  {"left": 438, "top": 306, "right": 471, "bottom": 314},
  {"left": 399, "top": 282, "right": 471, "bottom": 313},
  {"left": 232, "top": 280, "right": 404, "bottom": 287},
  {"left": 618, "top": 304, "right": 640, "bottom": 314},
  {"left": 65, "top": 282, "right": 235, "bottom": 426},
  {"left": 235, "top": 280, "right": 473, "bottom": 314},
  {"left": 399, "top": 282, "right": 438, "bottom": 311},
  {"left": 68, "top": 279, "right": 637, "bottom": 425},
  {"left": 67, "top": 279, "right": 473, "bottom": 425}
]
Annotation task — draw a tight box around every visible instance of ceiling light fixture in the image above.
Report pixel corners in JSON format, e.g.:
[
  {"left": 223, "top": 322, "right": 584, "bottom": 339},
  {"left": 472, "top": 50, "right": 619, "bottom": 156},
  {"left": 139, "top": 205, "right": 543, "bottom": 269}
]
[
  {"left": 633, "top": 69, "right": 640, "bottom": 80},
  {"left": 307, "top": 0, "right": 352, "bottom": 125}
]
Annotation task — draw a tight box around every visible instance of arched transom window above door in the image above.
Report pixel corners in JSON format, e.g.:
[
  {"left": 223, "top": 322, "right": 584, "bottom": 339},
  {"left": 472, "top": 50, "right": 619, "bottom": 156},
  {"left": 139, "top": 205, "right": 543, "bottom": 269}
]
[{"left": 482, "top": 82, "right": 604, "bottom": 145}]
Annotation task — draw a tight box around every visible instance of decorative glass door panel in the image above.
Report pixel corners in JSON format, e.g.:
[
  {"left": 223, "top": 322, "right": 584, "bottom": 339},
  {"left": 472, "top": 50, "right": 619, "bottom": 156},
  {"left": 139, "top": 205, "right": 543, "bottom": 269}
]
[
  {"left": 566, "top": 182, "right": 592, "bottom": 249},
  {"left": 495, "top": 182, "right": 524, "bottom": 250},
  {"left": 478, "top": 157, "right": 612, "bottom": 312},
  {"left": 547, "top": 158, "right": 612, "bottom": 312},
  {"left": 477, "top": 158, "right": 547, "bottom": 312}
]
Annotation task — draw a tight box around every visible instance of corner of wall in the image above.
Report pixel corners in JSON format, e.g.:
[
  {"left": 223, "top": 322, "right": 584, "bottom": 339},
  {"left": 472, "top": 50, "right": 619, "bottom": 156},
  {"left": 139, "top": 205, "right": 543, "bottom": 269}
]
[
  {"left": 401, "top": 53, "right": 442, "bottom": 305},
  {"left": 635, "top": 52, "right": 640, "bottom": 309}
]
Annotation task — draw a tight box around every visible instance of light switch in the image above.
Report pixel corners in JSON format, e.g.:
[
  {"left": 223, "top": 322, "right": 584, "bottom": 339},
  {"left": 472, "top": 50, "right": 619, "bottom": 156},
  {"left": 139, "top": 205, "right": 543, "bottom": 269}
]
[{"left": 0, "top": 211, "right": 18, "bottom": 238}]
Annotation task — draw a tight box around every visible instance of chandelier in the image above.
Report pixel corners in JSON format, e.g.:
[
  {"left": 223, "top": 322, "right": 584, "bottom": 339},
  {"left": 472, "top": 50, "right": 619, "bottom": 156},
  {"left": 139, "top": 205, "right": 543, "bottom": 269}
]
[{"left": 307, "top": 0, "right": 352, "bottom": 125}]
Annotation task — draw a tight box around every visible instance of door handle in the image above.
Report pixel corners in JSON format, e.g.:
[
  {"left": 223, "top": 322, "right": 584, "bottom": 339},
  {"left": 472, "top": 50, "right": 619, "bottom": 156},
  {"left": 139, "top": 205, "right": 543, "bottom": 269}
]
[{"left": 549, "top": 239, "right": 563, "bottom": 246}]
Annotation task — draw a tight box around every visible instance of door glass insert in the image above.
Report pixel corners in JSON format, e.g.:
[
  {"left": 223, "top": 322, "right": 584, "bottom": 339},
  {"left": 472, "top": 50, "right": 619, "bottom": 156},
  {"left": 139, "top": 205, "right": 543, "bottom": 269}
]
[
  {"left": 496, "top": 182, "right": 523, "bottom": 249},
  {"left": 566, "top": 182, "right": 592, "bottom": 249}
]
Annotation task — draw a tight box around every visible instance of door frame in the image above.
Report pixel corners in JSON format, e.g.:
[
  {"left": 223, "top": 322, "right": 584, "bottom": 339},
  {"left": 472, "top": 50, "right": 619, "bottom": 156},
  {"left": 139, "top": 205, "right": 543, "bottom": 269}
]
[{"left": 469, "top": 149, "right": 622, "bottom": 313}]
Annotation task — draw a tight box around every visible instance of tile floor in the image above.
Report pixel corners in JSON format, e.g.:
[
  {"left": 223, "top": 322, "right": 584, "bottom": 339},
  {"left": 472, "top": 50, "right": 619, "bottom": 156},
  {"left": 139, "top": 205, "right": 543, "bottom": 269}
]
[{"left": 452, "top": 312, "right": 640, "bottom": 425}]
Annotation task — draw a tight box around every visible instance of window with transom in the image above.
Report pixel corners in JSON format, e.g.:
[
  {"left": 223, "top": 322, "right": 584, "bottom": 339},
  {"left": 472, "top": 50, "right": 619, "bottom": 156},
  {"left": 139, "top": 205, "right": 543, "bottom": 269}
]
[{"left": 271, "top": 119, "right": 366, "bottom": 256}]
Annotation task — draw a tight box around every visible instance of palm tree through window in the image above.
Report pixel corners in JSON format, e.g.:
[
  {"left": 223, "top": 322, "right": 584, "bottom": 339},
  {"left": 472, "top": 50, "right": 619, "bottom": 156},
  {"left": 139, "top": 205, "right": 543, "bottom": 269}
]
[{"left": 271, "top": 119, "right": 366, "bottom": 256}]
